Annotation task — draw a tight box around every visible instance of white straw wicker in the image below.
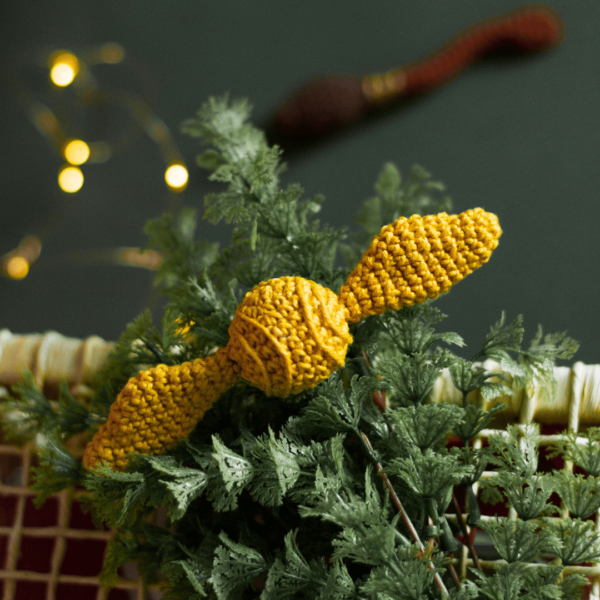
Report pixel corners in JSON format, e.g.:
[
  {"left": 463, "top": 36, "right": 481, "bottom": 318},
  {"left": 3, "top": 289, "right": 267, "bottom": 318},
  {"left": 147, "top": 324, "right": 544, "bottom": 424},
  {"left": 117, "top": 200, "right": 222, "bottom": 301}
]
[{"left": 1, "top": 330, "right": 599, "bottom": 599}]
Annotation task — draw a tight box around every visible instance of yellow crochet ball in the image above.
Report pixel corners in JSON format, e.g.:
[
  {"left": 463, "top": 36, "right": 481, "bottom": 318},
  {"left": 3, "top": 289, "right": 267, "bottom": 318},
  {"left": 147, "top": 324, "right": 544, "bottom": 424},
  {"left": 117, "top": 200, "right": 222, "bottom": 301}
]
[{"left": 226, "top": 276, "right": 352, "bottom": 397}]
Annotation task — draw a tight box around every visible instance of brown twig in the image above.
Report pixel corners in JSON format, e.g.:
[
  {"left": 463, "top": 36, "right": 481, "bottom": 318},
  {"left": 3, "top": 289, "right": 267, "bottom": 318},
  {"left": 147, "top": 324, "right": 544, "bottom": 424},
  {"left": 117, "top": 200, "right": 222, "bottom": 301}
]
[
  {"left": 426, "top": 516, "right": 436, "bottom": 558},
  {"left": 359, "top": 431, "right": 449, "bottom": 598},
  {"left": 445, "top": 554, "right": 462, "bottom": 589},
  {"left": 452, "top": 491, "right": 483, "bottom": 572},
  {"left": 359, "top": 348, "right": 460, "bottom": 593}
]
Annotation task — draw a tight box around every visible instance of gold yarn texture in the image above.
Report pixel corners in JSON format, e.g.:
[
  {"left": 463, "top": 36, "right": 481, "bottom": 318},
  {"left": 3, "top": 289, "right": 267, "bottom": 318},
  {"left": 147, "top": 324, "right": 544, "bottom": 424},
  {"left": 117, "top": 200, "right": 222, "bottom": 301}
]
[
  {"left": 339, "top": 208, "right": 502, "bottom": 322},
  {"left": 227, "top": 276, "right": 352, "bottom": 397},
  {"left": 82, "top": 349, "right": 239, "bottom": 470},
  {"left": 84, "top": 208, "right": 501, "bottom": 470}
]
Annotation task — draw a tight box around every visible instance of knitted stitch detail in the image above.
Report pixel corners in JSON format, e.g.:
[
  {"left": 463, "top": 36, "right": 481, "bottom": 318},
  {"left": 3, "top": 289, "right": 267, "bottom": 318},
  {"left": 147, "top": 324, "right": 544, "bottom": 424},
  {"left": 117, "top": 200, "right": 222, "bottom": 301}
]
[
  {"left": 82, "top": 348, "right": 239, "bottom": 471},
  {"left": 226, "top": 276, "right": 352, "bottom": 397},
  {"left": 338, "top": 208, "right": 501, "bottom": 322},
  {"left": 84, "top": 209, "right": 500, "bottom": 470}
]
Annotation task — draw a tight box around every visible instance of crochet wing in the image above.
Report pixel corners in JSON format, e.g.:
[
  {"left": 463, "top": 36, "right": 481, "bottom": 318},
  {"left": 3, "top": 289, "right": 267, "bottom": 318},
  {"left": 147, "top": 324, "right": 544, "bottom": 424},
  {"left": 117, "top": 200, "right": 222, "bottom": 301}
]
[
  {"left": 338, "top": 208, "right": 501, "bottom": 322},
  {"left": 83, "top": 349, "right": 238, "bottom": 470},
  {"left": 84, "top": 208, "right": 501, "bottom": 471}
]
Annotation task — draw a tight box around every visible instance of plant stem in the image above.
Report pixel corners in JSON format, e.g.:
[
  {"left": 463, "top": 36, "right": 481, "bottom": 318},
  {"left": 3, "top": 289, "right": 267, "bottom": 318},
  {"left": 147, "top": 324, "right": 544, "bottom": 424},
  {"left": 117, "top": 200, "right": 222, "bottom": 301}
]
[
  {"left": 452, "top": 491, "right": 483, "bottom": 572},
  {"left": 445, "top": 554, "right": 461, "bottom": 589},
  {"left": 359, "top": 431, "right": 449, "bottom": 598}
]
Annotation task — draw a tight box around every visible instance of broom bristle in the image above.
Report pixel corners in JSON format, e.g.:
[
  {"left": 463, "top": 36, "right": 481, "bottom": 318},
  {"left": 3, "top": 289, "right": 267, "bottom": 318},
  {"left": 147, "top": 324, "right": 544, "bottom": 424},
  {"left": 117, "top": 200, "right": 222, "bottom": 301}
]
[{"left": 273, "top": 76, "right": 368, "bottom": 138}]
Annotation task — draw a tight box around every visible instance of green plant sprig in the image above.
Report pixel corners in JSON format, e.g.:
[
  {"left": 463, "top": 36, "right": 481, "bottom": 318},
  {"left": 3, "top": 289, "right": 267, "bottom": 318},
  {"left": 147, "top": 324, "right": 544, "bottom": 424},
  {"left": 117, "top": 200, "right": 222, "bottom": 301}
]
[{"left": 2, "top": 96, "right": 592, "bottom": 600}]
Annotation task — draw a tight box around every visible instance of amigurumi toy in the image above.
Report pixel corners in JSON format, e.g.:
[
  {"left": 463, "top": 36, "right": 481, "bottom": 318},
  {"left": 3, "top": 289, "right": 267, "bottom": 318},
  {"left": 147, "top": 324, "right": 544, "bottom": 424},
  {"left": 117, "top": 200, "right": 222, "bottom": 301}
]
[{"left": 83, "top": 208, "right": 501, "bottom": 470}]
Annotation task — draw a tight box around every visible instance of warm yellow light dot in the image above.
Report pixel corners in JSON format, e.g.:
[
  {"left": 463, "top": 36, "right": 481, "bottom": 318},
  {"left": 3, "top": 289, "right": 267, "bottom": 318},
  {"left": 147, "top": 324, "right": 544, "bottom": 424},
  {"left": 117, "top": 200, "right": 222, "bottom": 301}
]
[
  {"left": 5, "top": 256, "right": 29, "bottom": 280},
  {"left": 58, "top": 166, "right": 84, "bottom": 192},
  {"left": 49, "top": 52, "right": 79, "bottom": 87},
  {"left": 165, "top": 163, "right": 188, "bottom": 191},
  {"left": 64, "top": 139, "right": 90, "bottom": 165}
]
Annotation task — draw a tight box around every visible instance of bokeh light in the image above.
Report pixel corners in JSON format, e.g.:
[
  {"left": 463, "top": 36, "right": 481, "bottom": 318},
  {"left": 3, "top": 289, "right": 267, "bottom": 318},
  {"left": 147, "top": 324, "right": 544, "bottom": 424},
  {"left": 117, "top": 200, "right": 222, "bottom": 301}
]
[
  {"left": 18, "top": 237, "right": 42, "bottom": 263},
  {"left": 63, "top": 139, "right": 90, "bottom": 165},
  {"left": 100, "top": 42, "right": 125, "bottom": 64},
  {"left": 165, "top": 163, "right": 188, "bottom": 191},
  {"left": 88, "top": 141, "right": 112, "bottom": 163},
  {"left": 49, "top": 51, "right": 79, "bottom": 87},
  {"left": 34, "top": 108, "right": 58, "bottom": 134},
  {"left": 4, "top": 256, "right": 29, "bottom": 280},
  {"left": 115, "top": 248, "right": 163, "bottom": 269},
  {"left": 58, "top": 166, "right": 84, "bottom": 192}
]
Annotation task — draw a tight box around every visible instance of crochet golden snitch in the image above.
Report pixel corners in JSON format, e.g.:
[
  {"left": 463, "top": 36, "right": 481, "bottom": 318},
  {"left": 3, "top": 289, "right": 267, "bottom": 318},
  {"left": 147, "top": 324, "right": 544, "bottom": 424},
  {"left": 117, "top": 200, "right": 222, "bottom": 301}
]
[{"left": 83, "top": 208, "right": 501, "bottom": 470}]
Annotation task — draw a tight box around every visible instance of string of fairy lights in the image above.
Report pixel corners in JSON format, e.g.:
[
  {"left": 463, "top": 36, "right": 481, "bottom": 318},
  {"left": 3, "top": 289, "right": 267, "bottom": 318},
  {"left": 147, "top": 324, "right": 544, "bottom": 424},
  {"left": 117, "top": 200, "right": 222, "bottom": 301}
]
[{"left": 1, "top": 43, "right": 188, "bottom": 281}]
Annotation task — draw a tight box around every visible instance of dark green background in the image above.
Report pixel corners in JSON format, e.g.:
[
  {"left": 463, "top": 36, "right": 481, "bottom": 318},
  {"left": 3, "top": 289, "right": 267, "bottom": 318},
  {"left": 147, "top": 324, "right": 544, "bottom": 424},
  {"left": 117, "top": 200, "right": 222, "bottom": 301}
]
[{"left": 1, "top": 1, "right": 598, "bottom": 365}]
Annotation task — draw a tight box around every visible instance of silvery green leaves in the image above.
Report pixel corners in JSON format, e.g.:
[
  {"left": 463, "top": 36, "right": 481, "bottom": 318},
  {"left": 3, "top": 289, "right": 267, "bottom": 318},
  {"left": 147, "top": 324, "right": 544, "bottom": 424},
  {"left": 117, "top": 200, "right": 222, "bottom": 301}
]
[
  {"left": 1, "top": 371, "right": 105, "bottom": 446},
  {"left": 378, "top": 350, "right": 454, "bottom": 407},
  {"left": 183, "top": 96, "right": 280, "bottom": 225},
  {"left": 247, "top": 429, "right": 302, "bottom": 506},
  {"left": 210, "top": 427, "right": 349, "bottom": 510},
  {"left": 300, "top": 374, "right": 381, "bottom": 438},
  {"left": 471, "top": 562, "right": 587, "bottom": 600},
  {"left": 387, "top": 447, "right": 473, "bottom": 510},
  {"left": 547, "top": 428, "right": 600, "bottom": 476},
  {"left": 449, "top": 360, "right": 512, "bottom": 403},
  {"left": 158, "top": 271, "right": 237, "bottom": 349},
  {"left": 30, "top": 431, "right": 82, "bottom": 507},
  {"left": 84, "top": 453, "right": 207, "bottom": 528},
  {"left": 379, "top": 304, "right": 465, "bottom": 357},
  {"left": 387, "top": 403, "right": 464, "bottom": 451},
  {"left": 261, "top": 530, "right": 359, "bottom": 600},
  {"left": 83, "top": 465, "right": 152, "bottom": 528},
  {"left": 362, "top": 163, "right": 451, "bottom": 237},
  {"left": 210, "top": 434, "right": 254, "bottom": 510},
  {"left": 450, "top": 401, "right": 506, "bottom": 442},
  {"left": 359, "top": 547, "right": 444, "bottom": 600},
  {"left": 143, "top": 454, "right": 210, "bottom": 521},
  {"left": 210, "top": 430, "right": 297, "bottom": 509},
  {"left": 545, "top": 518, "right": 600, "bottom": 565},
  {"left": 519, "top": 326, "right": 579, "bottom": 392},
  {"left": 184, "top": 97, "right": 256, "bottom": 152},
  {"left": 181, "top": 95, "right": 346, "bottom": 289},
  {"left": 313, "top": 560, "right": 360, "bottom": 600},
  {"left": 299, "top": 466, "right": 388, "bottom": 534},
  {"left": 478, "top": 313, "right": 578, "bottom": 397},
  {"left": 211, "top": 532, "right": 268, "bottom": 600},
  {"left": 481, "top": 313, "right": 525, "bottom": 364},
  {"left": 300, "top": 467, "right": 441, "bottom": 600},
  {"left": 551, "top": 471, "right": 600, "bottom": 519},
  {"left": 487, "top": 424, "right": 540, "bottom": 478},
  {"left": 479, "top": 424, "right": 550, "bottom": 516},
  {"left": 374, "top": 307, "right": 464, "bottom": 409},
  {"left": 144, "top": 208, "right": 219, "bottom": 292},
  {"left": 490, "top": 472, "right": 557, "bottom": 520},
  {"left": 0, "top": 370, "right": 58, "bottom": 446},
  {"left": 478, "top": 518, "right": 559, "bottom": 563}
]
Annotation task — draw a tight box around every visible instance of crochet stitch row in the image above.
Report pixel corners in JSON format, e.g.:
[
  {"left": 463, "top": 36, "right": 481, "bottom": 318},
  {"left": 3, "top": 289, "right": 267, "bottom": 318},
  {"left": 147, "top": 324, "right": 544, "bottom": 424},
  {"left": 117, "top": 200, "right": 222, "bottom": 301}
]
[
  {"left": 84, "top": 208, "right": 501, "bottom": 470},
  {"left": 82, "top": 348, "right": 239, "bottom": 470},
  {"left": 339, "top": 208, "right": 501, "bottom": 321},
  {"left": 227, "top": 276, "right": 352, "bottom": 398}
]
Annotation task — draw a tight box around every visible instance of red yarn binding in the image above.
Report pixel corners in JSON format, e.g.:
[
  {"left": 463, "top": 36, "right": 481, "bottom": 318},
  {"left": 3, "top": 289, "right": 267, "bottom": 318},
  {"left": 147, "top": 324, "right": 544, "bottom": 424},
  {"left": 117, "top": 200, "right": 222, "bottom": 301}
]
[
  {"left": 403, "top": 5, "right": 563, "bottom": 95},
  {"left": 273, "top": 5, "right": 563, "bottom": 138}
]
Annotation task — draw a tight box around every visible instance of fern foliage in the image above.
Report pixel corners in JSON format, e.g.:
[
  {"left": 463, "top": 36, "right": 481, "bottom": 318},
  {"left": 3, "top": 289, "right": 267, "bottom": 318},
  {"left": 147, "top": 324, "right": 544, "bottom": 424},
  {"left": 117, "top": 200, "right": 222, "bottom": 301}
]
[{"left": 2, "top": 97, "right": 589, "bottom": 599}]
